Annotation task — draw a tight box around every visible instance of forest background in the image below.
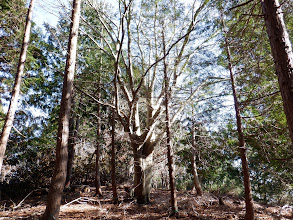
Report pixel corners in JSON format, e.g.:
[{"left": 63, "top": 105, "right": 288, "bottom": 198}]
[{"left": 0, "top": 0, "right": 292, "bottom": 217}]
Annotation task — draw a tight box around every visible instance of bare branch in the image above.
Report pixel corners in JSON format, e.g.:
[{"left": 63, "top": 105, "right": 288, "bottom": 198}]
[
  {"left": 75, "top": 85, "right": 114, "bottom": 108},
  {"left": 171, "top": 78, "right": 225, "bottom": 124},
  {"left": 80, "top": 16, "right": 114, "bottom": 57},
  {"left": 229, "top": 0, "right": 255, "bottom": 11},
  {"left": 12, "top": 125, "right": 27, "bottom": 139}
]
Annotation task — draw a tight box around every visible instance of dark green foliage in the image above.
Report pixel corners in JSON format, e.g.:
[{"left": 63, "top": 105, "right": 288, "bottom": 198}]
[
  {"left": 215, "top": 0, "right": 293, "bottom": 204},
  {"left": 0, "top": 0, "right": 26, "bottom": 99}
]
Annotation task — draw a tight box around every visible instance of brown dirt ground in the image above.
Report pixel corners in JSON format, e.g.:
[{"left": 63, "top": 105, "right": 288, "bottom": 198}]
[{"left": 0, "top": 186, "right": 292, "bottom": 219}]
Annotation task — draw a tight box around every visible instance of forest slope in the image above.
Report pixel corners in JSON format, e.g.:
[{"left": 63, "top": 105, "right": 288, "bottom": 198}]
[{"left": 0, "top": 186, "right": 292, "bottom": 219}]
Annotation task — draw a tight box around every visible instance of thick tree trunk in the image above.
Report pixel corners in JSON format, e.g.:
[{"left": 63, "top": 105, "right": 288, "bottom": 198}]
[
  {"left": 42, "top": 0, "right": 81, "bottom": 219},
  {"left": 191, "top": 125, "right": 203, "bottom": 196},
  {"left": 111, "top": 108, "right": 118, "bottom": 203},
  {"left": 0, "top": 0, "right": 35, "bottom": 174},
  {"left": 261, "top": 0, "right": 293, "bottom": 149},
  {"left": 222, "top": 17, "right": 254, "bottom": 219},
  {"left": 132, "top": 139, "right": 153, "bottom": 204}
]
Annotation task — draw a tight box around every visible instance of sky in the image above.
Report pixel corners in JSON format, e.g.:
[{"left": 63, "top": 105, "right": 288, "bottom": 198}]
[
  {"left": 31, "top": 0, "right": 194, "bottom": 30},
  {"left": 32, "top": 0, "right": 117, "bottom": 29},
  {"left": 32, "top": 0, "right": 69, "bottom": 29}
]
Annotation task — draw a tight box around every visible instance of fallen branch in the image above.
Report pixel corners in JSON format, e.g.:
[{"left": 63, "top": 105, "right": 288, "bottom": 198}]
[
  {"left": 13, "top": 189, "right": 35, "bottom": 210},
  {"left": 62, "top": 197, "right": 100, "bottom": 207}
]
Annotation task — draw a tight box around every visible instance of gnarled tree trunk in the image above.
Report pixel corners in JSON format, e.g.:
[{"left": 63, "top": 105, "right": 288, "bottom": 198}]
[{"left": 132, "top": 138, "right": 154, "bottom": 204}]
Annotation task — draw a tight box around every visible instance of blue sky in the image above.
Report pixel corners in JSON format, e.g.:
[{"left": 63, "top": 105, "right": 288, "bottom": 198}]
[
  {"left": 32, "top": 0, "right": 69, "bottom": 29},
  {"left": 31, "top": 0, "right": 118, "bottom": 29}
]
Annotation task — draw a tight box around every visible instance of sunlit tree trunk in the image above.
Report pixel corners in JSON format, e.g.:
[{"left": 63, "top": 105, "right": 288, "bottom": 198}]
[
  {"left": 0, "top": 0, "right": 35, "bottom": 174},
  {"left": 65, "top": 110, "right": 75, "bottom": 189},
  {"left": 43, "top": 0, "right": 81, "bottom": 219},
  {"left": 221, "top": 15, "right": 254, "bottom": 220},
  {"left": 262, "top": 0, "right": 293, "bottom": 149},
  {"left": 65, "top": 97, "right": 79, "bottom": 189}
]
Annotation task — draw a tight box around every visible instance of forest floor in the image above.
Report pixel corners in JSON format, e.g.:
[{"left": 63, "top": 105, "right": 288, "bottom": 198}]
[{"left": 0, "top": 185, "right": 292, "bottom": 219}]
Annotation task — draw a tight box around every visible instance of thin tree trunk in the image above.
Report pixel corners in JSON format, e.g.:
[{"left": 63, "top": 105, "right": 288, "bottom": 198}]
[
  {"left": 221, "top": 15, "right": 254, "bottom": 220},
  {"left": 191, "top": 122, "right": 203, "bottom": 196},
  {"left": 0, "top": 0, "right": 35, "bottom": 173},
  {"left": 95, "top": 20, "right": 104, "bottom": 197},
  {"left": 261, "top": 0, "right": 293, "bottom": 149},
  {"left": 163, "top": 33, "right": 178, "bottom": 215},
  {"left": 43, "top": 0, "right": 81, "bottom": 219},
  {"left": 95, "top": 133, "right": 102, "bottom": 196},
  {"left": 111, "top": 105, "right": 118, "bottom": 204},
  {"left": 95, "top": 75, "right": 102, "bottom": 197}
]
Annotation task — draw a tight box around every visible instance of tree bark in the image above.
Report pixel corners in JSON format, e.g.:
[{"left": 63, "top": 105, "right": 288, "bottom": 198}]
[
  {"left": 65, "top": 101, "right": 79, "bottom": 189},
  {"left": 111, "top": 106, "right": 118, "bottom": 204},
  {"left": 191, "top": 124, "right": 203, "bottom": 196},
  {"left": 95, "top": 77, "right": 102, "bottom": 197},
  {"left": 163, "top": 33, "right": 178, "bottom": 215},
  {"left": 261, "top": 0, "right": 293, "bottom": 149},
  {"left": 95, "top": 22, "right": 104, "bottom": 197},
  {"left": 132, "top": 139, "right": 154, "bottom": 204},
  {"left": 0, "top": 0, "right": 35, "bottom": 174},
  {"left": 65, "top": 109, "right": 75, "bottom": 189},
  {"left": 42, "top": 0, "right": 81, "bottom": 219},
  {"left": 222, "top": 15, "right": 254, "bottom": 220}
]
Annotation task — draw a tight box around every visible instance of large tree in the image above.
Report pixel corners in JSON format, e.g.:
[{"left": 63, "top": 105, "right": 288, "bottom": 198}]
[
  {"left": 83, "top": 0, "right": 214, "bottom": 203},
  {"left": 43, "top": 0, "right": 81, "bottom": 218},
  {"left": 261, "top": 0, "right": 293, "bottom": 151}
]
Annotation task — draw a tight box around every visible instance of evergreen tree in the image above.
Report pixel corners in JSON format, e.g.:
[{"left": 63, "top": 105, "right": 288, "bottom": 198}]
[{"left": 0, "top": 0, "right": 36, "bottom": 174}]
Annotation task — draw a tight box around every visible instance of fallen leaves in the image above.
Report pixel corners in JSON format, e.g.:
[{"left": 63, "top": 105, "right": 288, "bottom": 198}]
[{"left": 0, "top": 186, "right": 292, "bottom": 219}]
